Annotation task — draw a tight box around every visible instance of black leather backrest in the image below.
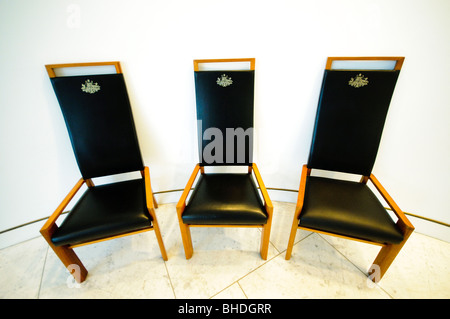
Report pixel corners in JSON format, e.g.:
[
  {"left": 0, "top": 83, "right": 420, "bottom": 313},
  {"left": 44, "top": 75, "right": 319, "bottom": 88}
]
[
  {"left": 195, "top": 70, "right": 254, "bottom": 166},
  {"left": 50, "top": 73, "right": 144, "bottom": 179},
  {"left": 307, "top": 70, "right": 400, "bottom": 176}
]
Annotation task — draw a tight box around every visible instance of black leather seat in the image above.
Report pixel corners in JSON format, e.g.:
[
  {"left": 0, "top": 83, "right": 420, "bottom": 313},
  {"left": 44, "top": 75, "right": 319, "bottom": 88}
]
[
  {"left": 40, "top": 62, "right": 167, "bottom": 284},
  {"left": 51, "top": 179, "right": 151, "bottom": 247},
  {"left": 177, "top": 58, "right": 273, "bottom": 260},
  {"left": 286, "top": 57, "right": 414, "bottom": 282},
  {"left": 300, "top": 176, "right": 404, "bottom": 245},
  {"left": 182, "top": 174, "right": 267, "bottom": 226}
]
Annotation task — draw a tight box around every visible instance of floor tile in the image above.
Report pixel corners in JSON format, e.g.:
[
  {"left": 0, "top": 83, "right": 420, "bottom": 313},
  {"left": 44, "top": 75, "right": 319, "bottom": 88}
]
[
  {"left": 212, "top": 282, "right": 247, "bottom": 299},
  {"left": 378, "top": 233, "right": 450, "bottom": 298},
  {"left": 321, "top": 232, "right": 450, "bottom": 298},
  {"left": 156, "top": 202, "right": 279, "bottom": 299},
  {"left": 39, "top": 232, "right": 174, "bottom": 298},
  {"left": 0, "top": 201, "right": 449, "bottom": 299},
  {"left": 269, "top": 201, "right": 311, "bottom": 252},
  {"left": 165, "top": 226, "right": 278, "bottom": 299},
  {"left": 238, "top": 233, "right": 391, "bottom": 299},
  {"left": 0, "top": 236, "right": 47, "bottom": 299}
]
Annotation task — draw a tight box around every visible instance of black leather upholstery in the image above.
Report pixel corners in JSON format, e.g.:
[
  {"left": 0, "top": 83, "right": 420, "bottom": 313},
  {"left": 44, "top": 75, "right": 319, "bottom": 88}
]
[
  {"left": 182, "top": 174, "right": 267, "bottom": 225},
  {"left": 299, "top": 176, "right": 404, "bottom": 244},
  {"left": 52, "top": 179, "right": 152, "bottom": 247},
  {"left": 50, "top": 74, "right": 144, "bottom": 179},
  {"left": 195, "top": 71, "right": 254, "bottom": 166},
  {"left": 308, "top": 70, "right": 400, "bottom": 176}
]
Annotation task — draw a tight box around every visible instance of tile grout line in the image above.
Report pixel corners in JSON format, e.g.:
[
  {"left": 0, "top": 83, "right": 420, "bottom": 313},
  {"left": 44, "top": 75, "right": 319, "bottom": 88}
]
[
  {"left": 317, "top": 233, "right": 395, "bottom": 299},
  {"left": 207, "top": 221, "right": 294, "bottom": 299},
  {"left": 209, "top": 239, "right": 290, "bottom": 299},
  {"left": 163, "top": 260, "right": 177, "bottom": 299},
  {"left": 230, "top": 232, "right": 316, "bottom": 298},
  {"left": 237, "top": 281, "right": 248, "bottom": 299},
  {"left": 37, "top": 245, "right": 50, "bottom": 299}
]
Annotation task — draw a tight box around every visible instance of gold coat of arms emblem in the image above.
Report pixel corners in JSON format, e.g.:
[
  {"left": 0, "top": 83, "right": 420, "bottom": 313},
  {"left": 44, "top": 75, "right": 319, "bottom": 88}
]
[
  {"left": 348, "top": 74, "right": 369, "bottom": 88},
  {"left": 81, "top": 79, "right": 101, "bottom": 94},
  {"left": 216, "top": 74, "right": 233, "bottom": 87}
]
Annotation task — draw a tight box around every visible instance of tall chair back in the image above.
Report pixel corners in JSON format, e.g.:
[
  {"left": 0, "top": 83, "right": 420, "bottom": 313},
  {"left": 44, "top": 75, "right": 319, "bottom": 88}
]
[
  {"left": 194, "top": 59, "right": 255, "bottom": 166},
  {"left": 48, "top": 63, "right": 143, "bottom": 179},
  {"left": 308, "top": 58, "right": 403, "bottom": 176}
]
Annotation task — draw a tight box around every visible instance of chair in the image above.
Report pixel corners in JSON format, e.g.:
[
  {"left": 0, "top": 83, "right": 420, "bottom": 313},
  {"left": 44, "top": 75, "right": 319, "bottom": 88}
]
[
  {"left": 40, "top": 62, "right": 167, "bottom": 283},
  {"left": 176, "top": 58, "right": 273, "bottom": 260},
  {"left": 286, "top": 57, "right": 414, "bottom": 282}
]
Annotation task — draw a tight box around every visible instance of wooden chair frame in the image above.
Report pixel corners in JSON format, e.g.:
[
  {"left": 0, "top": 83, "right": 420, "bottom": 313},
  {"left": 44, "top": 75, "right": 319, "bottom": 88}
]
[
  {"left": 41, "top": 62, "right": 167, "bottom": 283},
  {"left": 177, "top": 164, "right": 273, "bottom": 260},
  {"left": 193, "top": 58, "right": 256, "bottom": 71},
  {"left": 286, "top": 57, "right": 414, "bottom": 282},
  {"left": 177, "top": 58, "right": 273, "bottom": 260},
  {"left": 325, "top": 56, "right": 405, "bottom": 71}
]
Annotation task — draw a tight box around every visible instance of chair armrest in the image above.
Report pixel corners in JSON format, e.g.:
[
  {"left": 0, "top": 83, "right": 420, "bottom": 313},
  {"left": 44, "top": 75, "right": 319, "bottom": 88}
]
[
  {"left": 295, "top": 164, "right": 310, "bottom": 219},
  {"left": 369, "top": 174, "right": 415, "bottom": 234},
  {"left": 143, "top": 166, "right": 156, "bottom": 210},
  {"left": 40, "top": 178, "right": 85, "bottom": 237},
  {"left": 252, "top": 163, "right": 273, "bottom": 216},
  {"left": 176, "top": 164, "right": 201, "bottom": 216}
]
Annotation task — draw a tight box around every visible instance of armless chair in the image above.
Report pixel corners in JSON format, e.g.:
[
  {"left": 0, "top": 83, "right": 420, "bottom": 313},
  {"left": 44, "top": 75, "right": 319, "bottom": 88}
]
[
  {"left": 176, "top": 58, "right": 273, "bottom": 260},
  {"left": 41, "top": 62, "right": 167, "bottom": 283},
  {"left": 286, "top": 57, "right": 414, "bottom": 282}
]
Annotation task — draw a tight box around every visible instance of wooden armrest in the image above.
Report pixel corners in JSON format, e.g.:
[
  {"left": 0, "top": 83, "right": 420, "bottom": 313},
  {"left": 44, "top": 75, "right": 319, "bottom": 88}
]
[
  {"left": 40, "top": 178, "right": 85, "bottom": 235},
  {"left": 295, "top": 164, "right": 310, "bottom": 219},
  {"left": 252, "top": 163, "right": 273, "bottom": 215},
  {"left": 176, "top": 164, "right": 201, "bottom": 216},
  {"left": 143, "top": 166, "right": 156, "bottom": 211},
  {"left": 369, "top": 174, "right": 415, "bottom": 233}
]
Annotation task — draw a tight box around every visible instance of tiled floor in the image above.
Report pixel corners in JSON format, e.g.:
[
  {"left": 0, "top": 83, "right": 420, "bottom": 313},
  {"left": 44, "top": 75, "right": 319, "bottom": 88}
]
[{"left": 1, "top": 201, "right": 449, "bottom": 299}]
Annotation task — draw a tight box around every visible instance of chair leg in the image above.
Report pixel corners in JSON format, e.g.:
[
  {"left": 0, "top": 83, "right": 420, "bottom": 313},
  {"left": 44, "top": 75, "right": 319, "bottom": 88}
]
[
  {"left": 179, "top": 223, "right": 193, "bottom": 259},
  {"left": 260, "top": 222, "right": 271, "bottom": 260},
  {"left": 41, "top": 225, "right": 88, "bottom": 283},
  {"left": 57, "top": 246, "right": 88, "bottom": 283},
  {"left": 285, "top": 215, "right": 299, "bottom": 260},
  {"left": 369, "top": 225, "right": 413, "bottom": 282},
  {"left": 152, "top": 217, "right": 168, "bottom": 261},
  {"left": 48, "top": 243, "right": 88, "bottom": 283},
  {"left": 369, "top": 241, "right": 407, "bottom": 282}
]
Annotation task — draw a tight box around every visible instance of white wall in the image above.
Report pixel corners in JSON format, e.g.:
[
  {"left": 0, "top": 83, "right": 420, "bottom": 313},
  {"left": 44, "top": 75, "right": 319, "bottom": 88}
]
[{"left": 1, "top": 0, "right": 449, "bottom": 247}]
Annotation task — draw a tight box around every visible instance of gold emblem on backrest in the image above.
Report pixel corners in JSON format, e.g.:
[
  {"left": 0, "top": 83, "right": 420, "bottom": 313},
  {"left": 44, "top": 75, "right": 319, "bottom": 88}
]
[
  {"left": 216, "top": 74, "right": 233, "bottom": 87},
  {"left": 81, "top": 79, "right": 101, "bottom": 94},
  {"left": 348, "top": 74, "right": 369, "bottom": 88}
]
